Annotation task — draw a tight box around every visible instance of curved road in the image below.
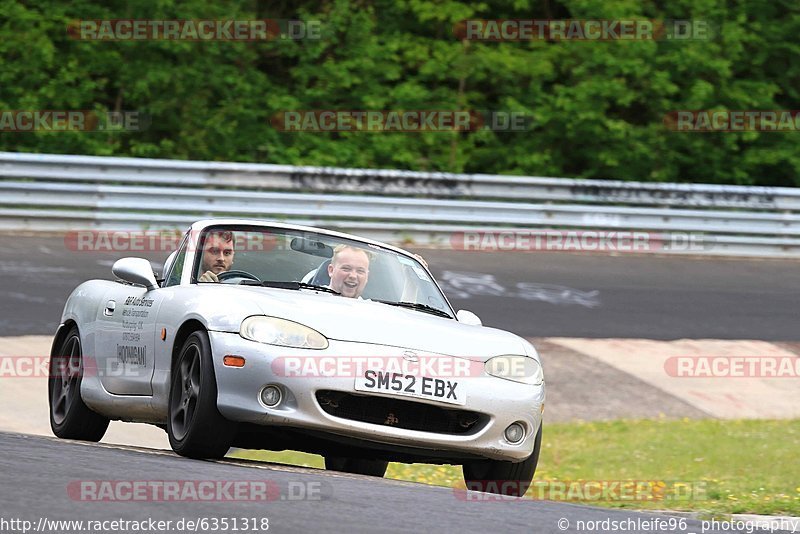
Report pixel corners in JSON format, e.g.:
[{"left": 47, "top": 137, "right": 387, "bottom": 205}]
[
  {"left": 1, "top": 235, "right": 796, "bottom": 533},
  {"left": 1, "top": 235, "right": 799, "bottom": 339},
  {"left": 0, "top": 432, "right": 743, "bottom": 533}
]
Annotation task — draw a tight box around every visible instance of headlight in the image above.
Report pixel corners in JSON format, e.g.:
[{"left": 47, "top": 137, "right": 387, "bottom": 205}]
[
  {"left": 485, "top": 355, "right": 543, "bottom": 385},
  {"left": 240, "top": 316, "right": 328, "bottom": 349}
]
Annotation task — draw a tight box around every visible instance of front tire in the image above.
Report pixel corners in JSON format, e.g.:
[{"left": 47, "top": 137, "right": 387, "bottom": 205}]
[
  {"left": 167, "top": 330, "right": 235, "bottom": 458},
  {"left": 324, "top": 456, "right": 389, "bottom": 477},
  {"left": 48, "top": 326, "right": 109, "bottom": 441},
  {"left": 462, "top": 424, "right": 542, "bottom": 497}
]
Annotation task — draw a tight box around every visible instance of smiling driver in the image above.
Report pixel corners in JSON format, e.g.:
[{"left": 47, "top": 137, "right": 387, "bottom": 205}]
[{"left": 327, "top": 245, "right": 370, "bottom": 298}]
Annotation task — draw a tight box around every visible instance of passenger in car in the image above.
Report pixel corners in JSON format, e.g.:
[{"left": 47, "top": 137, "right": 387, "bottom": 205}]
[{"left": 327, "top": 244, "right": 371, "bottom": 298}]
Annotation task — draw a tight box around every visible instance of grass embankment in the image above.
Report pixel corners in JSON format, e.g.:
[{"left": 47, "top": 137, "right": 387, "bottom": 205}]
[{"left": 231, "top": 418, "right": 800, "bottom": 516}]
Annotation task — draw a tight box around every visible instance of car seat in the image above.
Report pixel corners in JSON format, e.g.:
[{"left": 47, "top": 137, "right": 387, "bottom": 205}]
[{"left": 310, "top": 259, "right": 332, "bottom": 286}]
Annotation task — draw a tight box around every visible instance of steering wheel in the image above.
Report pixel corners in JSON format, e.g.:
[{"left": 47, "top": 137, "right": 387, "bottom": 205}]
[{"left": 217, "top": 270, "right": 261, "bottom": 283}]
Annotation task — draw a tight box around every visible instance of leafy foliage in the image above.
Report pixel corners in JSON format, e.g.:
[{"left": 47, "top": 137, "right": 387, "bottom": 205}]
[{"left": 1, "top": 0, "right": 798, "bottom": 185}]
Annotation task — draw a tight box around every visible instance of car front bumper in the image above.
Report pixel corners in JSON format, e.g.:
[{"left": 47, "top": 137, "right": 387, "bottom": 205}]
[{"left": 209, "top": 331, "right": 545, "bottom": 462}]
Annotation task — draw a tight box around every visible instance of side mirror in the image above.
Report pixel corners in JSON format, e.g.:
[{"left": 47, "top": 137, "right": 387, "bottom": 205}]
[
  {"left": 112, "top": 258, "right": 158, "bottom": 290},
  {"left": 162, "top": 250, "right": 178, "bottom": 279},
  {"left": 456, "top": 309, "right": 482, "bottom": 326}
]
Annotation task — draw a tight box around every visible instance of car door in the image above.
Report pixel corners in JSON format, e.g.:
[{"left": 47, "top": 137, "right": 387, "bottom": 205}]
[{"left": 94, "top": 279, "right": 165, "bottom": 395}]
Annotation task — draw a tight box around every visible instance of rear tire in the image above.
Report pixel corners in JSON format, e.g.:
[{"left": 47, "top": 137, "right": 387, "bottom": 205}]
[
  {"left": 324, "top": 456, "right": 389, "bottom": 477},
  {"left": 48, "top": 326, "right": 109, "bottom": 441},
  {"left": 167, "top": 330, "right": 235, "bottom": 458},
  {"left": 462, "top": 424, "right": 542, "bottom": 497}
]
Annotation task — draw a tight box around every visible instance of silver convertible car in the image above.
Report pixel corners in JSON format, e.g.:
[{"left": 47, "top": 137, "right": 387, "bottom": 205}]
[{"left": 49, "top": 219, "right": 545, "bottom": 496}]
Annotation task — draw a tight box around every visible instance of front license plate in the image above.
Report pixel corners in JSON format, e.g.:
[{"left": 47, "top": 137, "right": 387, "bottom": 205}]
[{"left": 354, "top": 370, "right": 466, "bottom": 406}]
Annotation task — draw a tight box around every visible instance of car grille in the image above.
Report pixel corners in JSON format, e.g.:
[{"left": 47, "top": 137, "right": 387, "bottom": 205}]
[{"left": 315, "top": 390, "right": 487, "bottom": 435}]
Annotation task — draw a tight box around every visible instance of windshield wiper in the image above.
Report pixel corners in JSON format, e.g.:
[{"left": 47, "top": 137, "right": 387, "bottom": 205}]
[
  {"left": 243, "top": 280, "right": 341, "bottom": 295},
  {"left": 374, "top": 300, "right": 453, "bottom": 318}
]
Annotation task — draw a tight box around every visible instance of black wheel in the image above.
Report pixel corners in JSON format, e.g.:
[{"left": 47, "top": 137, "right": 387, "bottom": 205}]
[
  {"left": 462, "top": 424, "right": 542, "bottom": 497},
  {"left": 167, "top": 330, "right": 235, "bottom": 458},
  {"left": 48, "top": 326, "right": 109, "bottom": 441},
  {"left": 324, "top": 456, "right": 389, "bottom": 477}
]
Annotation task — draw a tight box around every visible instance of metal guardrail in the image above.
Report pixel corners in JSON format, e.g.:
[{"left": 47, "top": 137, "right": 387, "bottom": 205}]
[{"left": 1, "top": 151, "right": 799, "bottom": 257}]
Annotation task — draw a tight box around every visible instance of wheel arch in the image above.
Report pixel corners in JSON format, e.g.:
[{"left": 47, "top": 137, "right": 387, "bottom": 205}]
[
  {"left": 171, "top": 319, "right": 207, "bottom": 370},
  {"left": 51, "top": 319, "right": 79, "bottom": 357}
]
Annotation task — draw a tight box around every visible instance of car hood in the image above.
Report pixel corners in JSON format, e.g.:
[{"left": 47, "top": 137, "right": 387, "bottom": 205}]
[{"left": 226, "top": 286, "right": 527, "bottom": 360}]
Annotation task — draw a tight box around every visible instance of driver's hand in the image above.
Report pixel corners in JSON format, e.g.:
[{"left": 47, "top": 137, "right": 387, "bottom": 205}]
[{"left": 199, "top": 270, "right": 219, "bottom": 283}]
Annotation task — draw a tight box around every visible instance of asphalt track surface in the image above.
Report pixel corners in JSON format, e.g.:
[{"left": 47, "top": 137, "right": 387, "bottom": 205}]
[
  {"left": 0, "top": 432, "right": 746, "bottom": 534},
  {"left": 1, "top": 235, "right": 799, "bottom": 340},
  {"left": 0, "top": 235, "right": 795, "bottom": 532}
]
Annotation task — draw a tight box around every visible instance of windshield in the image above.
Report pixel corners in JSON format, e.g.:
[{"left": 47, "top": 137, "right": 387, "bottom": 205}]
[{"left": 191, "top": 225, "right": 454, "bottom": 318}]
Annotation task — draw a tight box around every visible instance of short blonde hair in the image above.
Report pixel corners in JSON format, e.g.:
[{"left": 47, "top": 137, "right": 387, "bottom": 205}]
[{"left": 331, "top": 244, "right": 372, "bottom": 265}]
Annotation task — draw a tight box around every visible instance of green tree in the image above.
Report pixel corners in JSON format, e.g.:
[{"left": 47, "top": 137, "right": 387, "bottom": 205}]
[{"left": 1, "top": 0, "right": 798, "bottom": 186}]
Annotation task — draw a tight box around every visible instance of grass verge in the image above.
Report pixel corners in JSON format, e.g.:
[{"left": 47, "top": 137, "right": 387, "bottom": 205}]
[{"left": 231, "top": 418, "right": 800, "bottom": 516}]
